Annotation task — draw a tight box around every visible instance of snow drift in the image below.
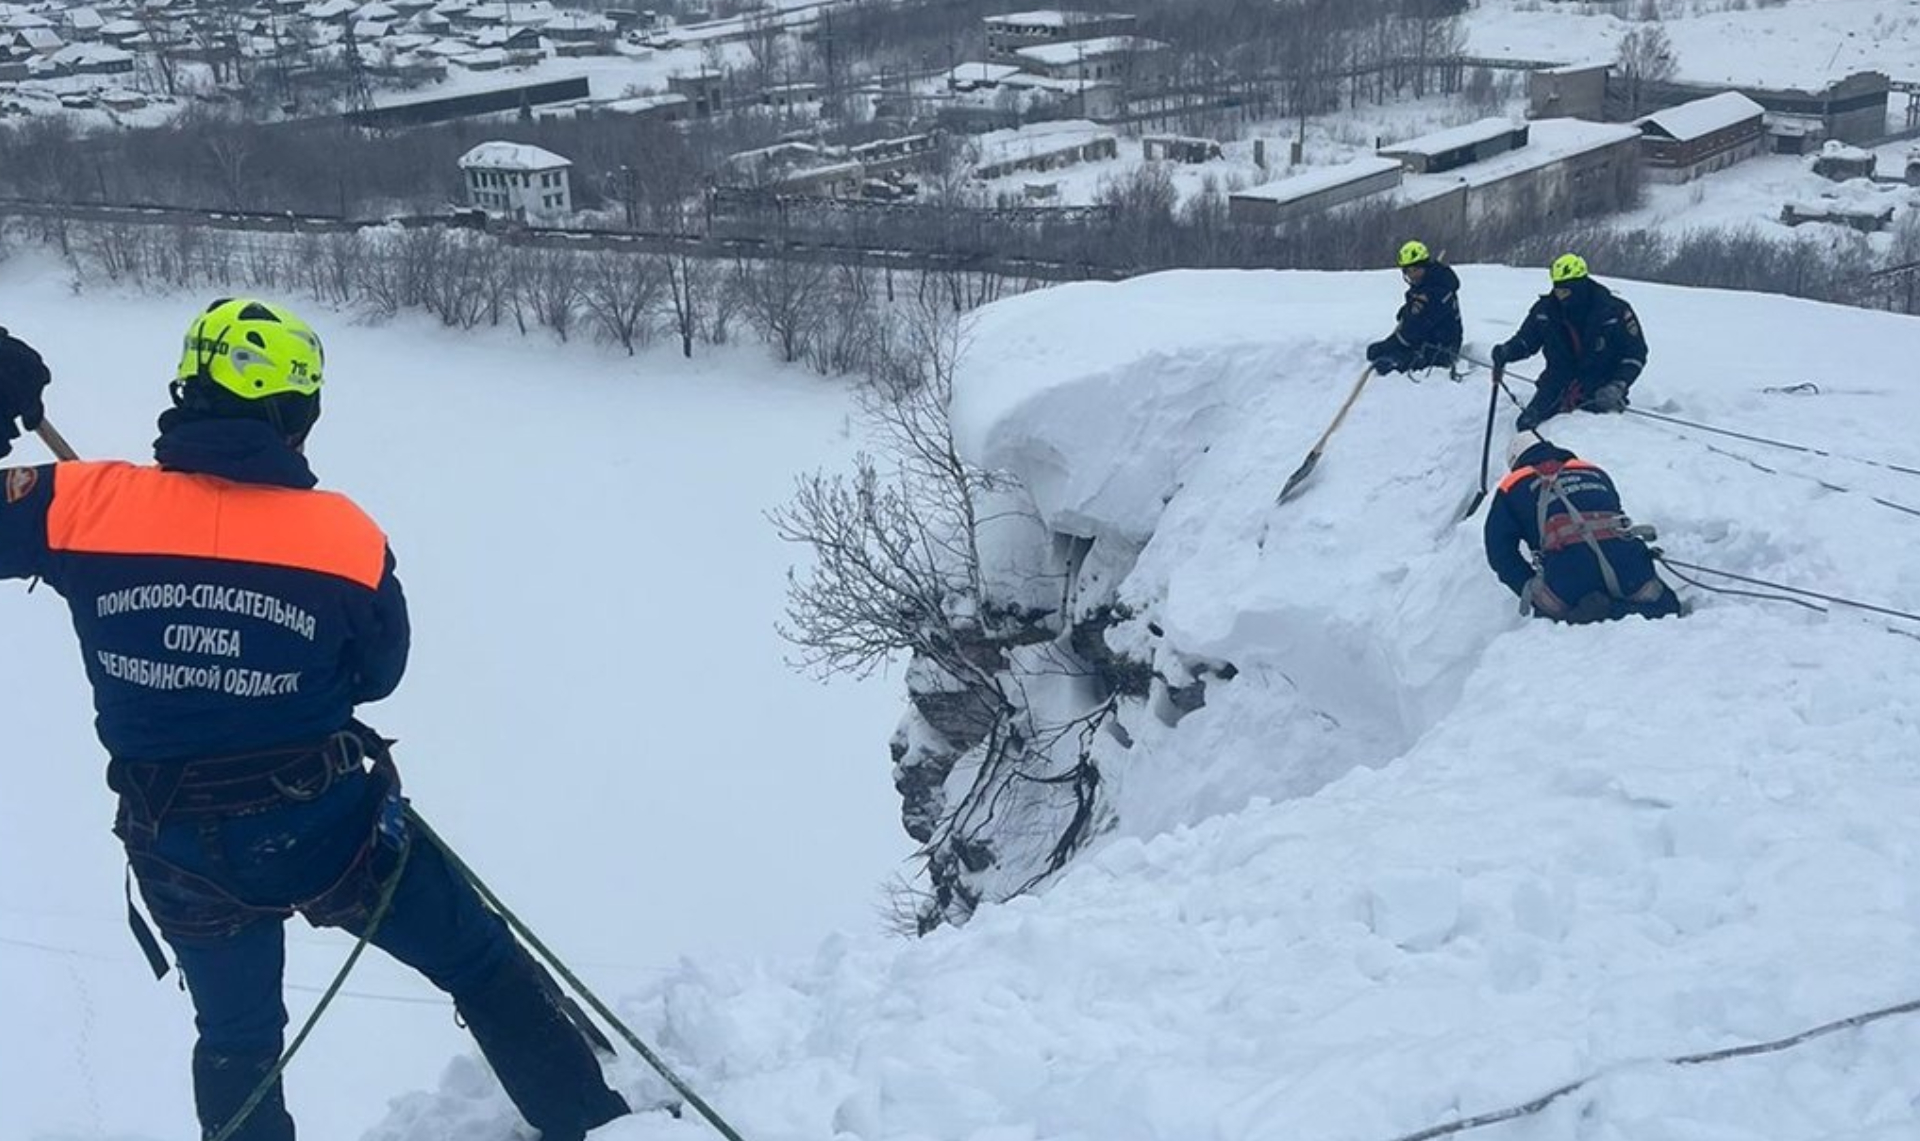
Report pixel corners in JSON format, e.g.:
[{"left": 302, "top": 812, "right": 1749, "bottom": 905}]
[{"left": 494, "top": 266, "right": 1920, "bottom": 1141}]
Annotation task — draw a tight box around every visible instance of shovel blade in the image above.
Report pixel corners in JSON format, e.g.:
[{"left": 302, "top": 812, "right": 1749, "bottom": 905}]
[{"left": 1276, "top": 450, "right": 1321, "bottom": 503}]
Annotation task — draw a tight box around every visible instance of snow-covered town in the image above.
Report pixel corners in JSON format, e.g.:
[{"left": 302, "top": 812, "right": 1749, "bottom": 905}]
[{"left": 6, "top": 2, "right": 1920, "bottom": 1141}]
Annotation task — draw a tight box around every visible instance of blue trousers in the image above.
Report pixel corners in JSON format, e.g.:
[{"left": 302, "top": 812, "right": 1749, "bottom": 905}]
[{"left": 129, "top": 768, "right": 516, "bottom": 1054}]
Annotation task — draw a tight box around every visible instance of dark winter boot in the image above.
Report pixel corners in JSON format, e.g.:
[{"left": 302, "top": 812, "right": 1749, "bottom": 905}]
[
  {"left": 192, "top": 1043, "right": 296, "bottom": 1141},
  {"left": 454, "top": 945, "right": 629, "bottom": 1141}
]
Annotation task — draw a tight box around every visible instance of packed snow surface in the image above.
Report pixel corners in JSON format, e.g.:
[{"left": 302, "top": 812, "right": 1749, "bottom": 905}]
[{"left": 15, "top": 260, "right": 1920, "bottom": 1141}]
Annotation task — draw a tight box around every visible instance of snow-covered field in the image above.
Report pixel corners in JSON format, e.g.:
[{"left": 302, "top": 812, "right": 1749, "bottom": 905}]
[
  {"left": 1469, "top": 0, "right": 1920, "bottom": 89},
  {"left": 0, "top": 256, "right": 909, "bottom": 1140},
  {"left": 21, "top": 258, "right": 1901, "bottom": 1141}
]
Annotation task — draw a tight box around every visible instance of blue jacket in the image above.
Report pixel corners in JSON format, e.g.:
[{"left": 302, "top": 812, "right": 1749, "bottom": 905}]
[
  {"left": 1484, "top": 443, "right": 1661, "bottom": 606},
  {"left": 1497, "top": 279, "right": 1647, "bottom": 422},
  {"left": 1393, "top": 261, "right": 1463, "bottom": 353},
  {"left": 0, "top": 418, "right": 408, "bottom": 763}
]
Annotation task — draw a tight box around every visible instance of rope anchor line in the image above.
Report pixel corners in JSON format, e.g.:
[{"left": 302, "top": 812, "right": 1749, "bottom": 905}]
[
  {"left": 1378, "top": 995, "right": 1920, "bottom": 1141},
  {"left": 1458, "top": 354, "right": 1920, "bottom": 479}
]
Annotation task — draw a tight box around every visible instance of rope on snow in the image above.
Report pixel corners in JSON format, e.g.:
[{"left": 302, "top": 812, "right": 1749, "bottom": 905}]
[
  {"left": 1461, "top": 354, "right": 1920, "bottom": 478},
  {"left": 1376, "top": 996, "right": 1920, "bottom": 1141}
]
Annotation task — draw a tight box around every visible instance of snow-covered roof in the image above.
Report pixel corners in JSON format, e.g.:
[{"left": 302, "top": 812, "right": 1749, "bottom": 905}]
[
  {"left": 1636, "top": 92, "right": 1765, "bottom": 143},
  {"left": 305, "top": 0, "right": 356, "bottom": 18},
  {"left": 1232, "top": 156, "right": 1404, "bottom": 204},
  {"left": 50, "top": 42, "right": 131, "bottom": 65},
  {"left": 1393, "top": 119, "right": 1642, "bottom": 205},
  {"left": 1378, "top": 117, "right": 1524, "bottom": 159},
  {"left": 544, "top": 10, "right": 611, "bottom": 31},
  {"left": 948, "top": 61, "right": 1021, "bottom": 85},
  {"left": 458, "top": 140, "right": 571, "bottom": 170},
  {"left": 599, "top": 91, "right": 686, "bottom": 113},
  {"left": 19, "top": 26, "right": 61, "bottom": 50},
  {"left": 65, "top": 8, "right": 104, "bottom": 31},
  {"left": 999, "top": 72, "right": 1111, "bottom": 94},
  {"left": 974, "top": 118, "right": 1113, "bottom": 165},
  {"left": 983, "top": 9, "right": 1128, "bottom": 28},
  {"left": 355, "top": 1, "right": 398, "bottom": 18},
  {"left": 1014, "top": 34, "right": 1161, "bottom": 65},
  {"left": 99, "top": 18, "right": 143, "bottom": 35}
]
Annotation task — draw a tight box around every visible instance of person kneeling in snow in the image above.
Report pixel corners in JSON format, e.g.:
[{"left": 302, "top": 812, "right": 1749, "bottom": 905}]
[
  {"left": 1365, "top": 239, "right": 1462, "bottom": 377},
  {"left": 1491, "top": 253, "right": 1647, "bottom": 431},
  {"left": 1485, "top": 434, "right": 1683, "bottom": 625},
  {"left": 0, "top": 306, "right": 628, "bottom": 1141}
]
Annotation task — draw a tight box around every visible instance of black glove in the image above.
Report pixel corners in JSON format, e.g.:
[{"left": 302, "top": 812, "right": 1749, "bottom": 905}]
[
  {"left": 0, "top": 329, "right": 50, "bottom": 461},
  {"left": 1490, "top": 343, "right": 1512, "bottom": 368},
  {"left": 1589, "top": 381, "right": 1629, "bottom": 413},
  {"left": 1514, "top": 406, "right": 1542, "bottom": 432}
]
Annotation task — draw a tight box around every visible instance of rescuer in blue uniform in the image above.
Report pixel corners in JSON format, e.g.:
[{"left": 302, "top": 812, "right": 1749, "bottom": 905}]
[
  {"left": 1366, "top": 239, "right": 1463, "bottom": 377},
  {"left": 1486, "top": 434, "right": 1683, "bottom": 625},
  {"left": 1492, "top": 254, "right": 1649, "bottom": 431},
  {"left": 0, "top": 304, "right": 627, "bottom": 1141}
]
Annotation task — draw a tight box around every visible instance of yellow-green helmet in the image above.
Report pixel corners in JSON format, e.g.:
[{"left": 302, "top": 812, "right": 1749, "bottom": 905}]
[
  {"left": 1397, "top": 240, "right": 1430, "bottom": 268},
  {"left": 176, "top": 298, "right": 324, "bottom": 400},
  {"left": 1549, "top": 253, "right": 1589, "bottom": 284}
]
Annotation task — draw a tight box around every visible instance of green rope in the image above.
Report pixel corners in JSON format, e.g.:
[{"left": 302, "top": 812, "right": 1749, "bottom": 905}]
[
  {"left": 207, "top": 835, "right": 413, "bottom": 1141},
  {"left": 405, "top": 808, "right": 751, "bottom": 1141}
]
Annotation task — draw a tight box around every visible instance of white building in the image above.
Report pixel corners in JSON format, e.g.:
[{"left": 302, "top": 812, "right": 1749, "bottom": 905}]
[
  {"left": 1012, "top": 34, "right": 1163, "bottom": 83},
  {"left": 458, "top": 141, "right": 573, "bottom": 223}
]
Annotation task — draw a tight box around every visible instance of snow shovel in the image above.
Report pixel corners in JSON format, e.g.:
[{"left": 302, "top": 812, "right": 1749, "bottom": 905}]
[
  {"left": 1453, "top": 361, "right": 1504, "bottom": 523},
  {"left": 1276, "top": 366, "right": 1374, "bottom": 503}
]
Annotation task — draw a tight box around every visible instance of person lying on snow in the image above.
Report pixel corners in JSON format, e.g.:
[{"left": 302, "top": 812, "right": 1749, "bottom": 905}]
[
  {"left": 1485, "top": 433, "right": 1684, "bottom": 625},
  {"left": 0, "top": 304, "right": 627, "bottom": 1141}
]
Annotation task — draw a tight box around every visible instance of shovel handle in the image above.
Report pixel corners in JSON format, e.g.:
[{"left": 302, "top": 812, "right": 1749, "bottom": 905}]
[{"left": 35, "top": 419, "right": 79, "bottom": 462}]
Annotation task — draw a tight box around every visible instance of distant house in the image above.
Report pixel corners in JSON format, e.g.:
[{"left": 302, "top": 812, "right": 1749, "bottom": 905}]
[
  {"left": 667, "top": 70, "right": 722, "bottom": 116},
  {"left": 759, "top": 81, "right": 821, "bottom": 110},
  {"left": 459, "top": 141, "right": 572, "bottom": 222},
  {"left": 970, "top": 119, "right": 1118, "bottom": 181},
  {"left": 1811, "top": 139, "right": 1876, "bottom": 182},
  {"left": 982, "top": 9, "right": 1134, "bottom": 63},
  {"left": 64, "top": 7, "right": 105, "bottom": 40},
  {"left": 1635, "top": 91, "right": 1765, "bottom": 183},
  {"left": 19, "top": 26, "right": 65, "bottom": 56},
  {"left": 473, "top": 24, "right": 541, "bottom": 51},
  {"left": 1228, "top": 156, "right": 1404, "bottom": 226},
  {"left": 305, "top": 0, "right": 358, "bottom": 23},
  {"left": 1012, "top": 34, "right": 1162, "bottom": 83},
  {"left": 586, "top": 91, "right": 687, "bottom": 122},
  {"left": 946, "top": 61, "right": 1021, "bottom": 92},
  {"left": 50, "top": 42, "right": 136, "bottom": 75},
  {"left": 98, "top": 19, "right": 147, "bottom": 46},
  {"left": 543, "top": 10, "right": 613, "bottom": 44},
  {"left": 1378, "top": 118, "right": 1529, "bottom": 175},
  {"left": 1143, "top": 135, "right": 1222, "bottom": 164}
]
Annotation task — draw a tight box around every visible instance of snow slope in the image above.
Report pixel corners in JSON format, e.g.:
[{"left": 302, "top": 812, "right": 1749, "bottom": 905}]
[
  {"left": 13, "top": 255, "right": 1920, "bottom": 1141},
  {"left": 380, "top": 265, "right": 1920, "bottom": 1141}
]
